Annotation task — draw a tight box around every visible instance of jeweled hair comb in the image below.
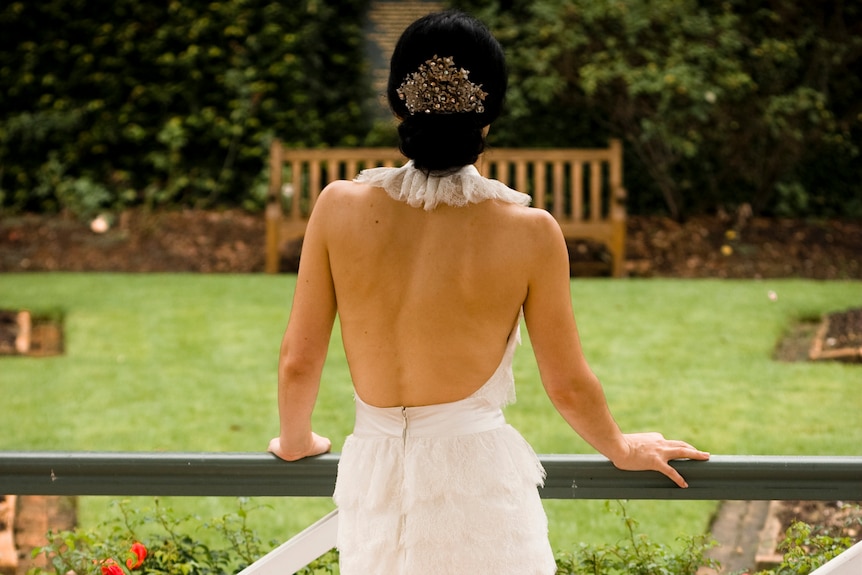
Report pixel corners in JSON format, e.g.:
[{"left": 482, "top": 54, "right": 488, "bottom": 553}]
[{"left": 397, "top": 55, "right": 488, "bottom": 115}]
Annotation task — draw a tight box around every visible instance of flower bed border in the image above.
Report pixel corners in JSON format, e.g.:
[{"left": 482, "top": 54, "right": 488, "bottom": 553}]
[
  {"left": 809, "top": 308, "right": 862, "bottom": 363},
  {"left": 0, "top": 311, "right": 63, "bottom": 357}
]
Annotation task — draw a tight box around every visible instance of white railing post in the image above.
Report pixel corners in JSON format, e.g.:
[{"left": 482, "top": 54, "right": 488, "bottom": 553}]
[
  {"left": 236, "top": 509, "right": 338, "bottom": 575},
  {"left": 808, "top": 541, "right": 862, "bottom": 575}
]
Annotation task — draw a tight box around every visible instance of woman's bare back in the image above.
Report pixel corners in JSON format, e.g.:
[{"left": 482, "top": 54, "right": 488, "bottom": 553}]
[
  {"left": 317, "top": 179, "right": 549, "bottom": 407},
  {"left": 269, "top": 9, "right": 708, "bottom": 491}
]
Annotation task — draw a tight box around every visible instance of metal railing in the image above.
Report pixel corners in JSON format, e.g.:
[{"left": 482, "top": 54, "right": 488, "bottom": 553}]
[
  {"left": 2, "top": 452, "right": 860, "bottom": 500},
  {"left": 2, "top": 452, "right": 861, "bottom": 573}
]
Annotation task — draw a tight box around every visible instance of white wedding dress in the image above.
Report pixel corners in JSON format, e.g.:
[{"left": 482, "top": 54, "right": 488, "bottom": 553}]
[{"left": 332, "top": 162, "right": 557, "bottom": 575}]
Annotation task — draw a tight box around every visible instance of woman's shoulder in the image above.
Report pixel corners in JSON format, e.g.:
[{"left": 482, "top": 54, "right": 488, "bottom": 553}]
[
  {"left": 494, "top": 201, "right": 564, "bottom": 239},
  {"left": 304, "top": 181, "right": 386, "bottom": 234},
  {"left": 320, "top": 178, "right": 380, "bottom": 199},
  {"left": 314, "top": 179, "right": 389, "bottom": 211}
]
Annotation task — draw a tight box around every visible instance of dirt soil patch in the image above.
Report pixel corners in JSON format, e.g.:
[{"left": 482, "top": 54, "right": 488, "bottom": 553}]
[
  {"left": 777, "top": 501, "right": 862, "bottom": 543},
  {"left": 810, "top": 307, "right": 862, "bottom": 363},
  {"left": 0, "top": 210, "right": 860, "bottom": 278},
  {"left": 774, "top": 308, "right": 862, "bottom": 364},
  {"left": 0, "top": 209, "right": 265, "bottom": 274}
]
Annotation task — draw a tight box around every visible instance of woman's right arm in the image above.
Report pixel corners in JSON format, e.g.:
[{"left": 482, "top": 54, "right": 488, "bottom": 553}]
[
  {"left": 521, "top": 211, "right": 708, "bottom": 487},
  {"left": 268, "top": 185, "right": 340, "bottom": 462}
]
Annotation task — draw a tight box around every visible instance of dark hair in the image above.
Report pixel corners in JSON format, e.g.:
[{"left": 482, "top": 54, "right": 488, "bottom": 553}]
[{"left": 387, "top": 10, "right": 507, "bottom": 172}]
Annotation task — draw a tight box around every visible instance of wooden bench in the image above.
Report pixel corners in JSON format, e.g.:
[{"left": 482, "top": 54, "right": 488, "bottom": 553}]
[{"left": 265, "top": 139, "right": 627, "bottom": 276}]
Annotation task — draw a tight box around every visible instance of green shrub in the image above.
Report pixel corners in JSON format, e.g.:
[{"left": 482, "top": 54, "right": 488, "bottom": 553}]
[
  {"left": 31, "top": 499, "right": 717, "bottom": 575},
  {"left": 31, "top": 498, "right": 860, "bottom": 575},
  {"left": 0, "top": 0, "right": 372, "bottom": 216},
  {"left": 554, "top": 501, "right": 718, "bottom": 575},
  {"left": 29, "top": 498, "right": 272, "bottom": 575},
  {"left": 455, "top": 0, "right": 862, "bottom": 219},
  {"left": 29, "top": 498, "right": 343, "bottom": 574}
]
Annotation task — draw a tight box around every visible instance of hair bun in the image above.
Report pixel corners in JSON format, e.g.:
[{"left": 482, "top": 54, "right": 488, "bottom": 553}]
[
  {"left": 398, "top": 115, "right": 485, "bottom": 172},
  {"left": 388, "top": 11, "right": 506, "bottom": 172}
]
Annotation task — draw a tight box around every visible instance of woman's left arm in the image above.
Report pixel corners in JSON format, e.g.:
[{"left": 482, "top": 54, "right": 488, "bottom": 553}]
[{"left": 268, "top": 187, "right": 339, "bottom": 461}]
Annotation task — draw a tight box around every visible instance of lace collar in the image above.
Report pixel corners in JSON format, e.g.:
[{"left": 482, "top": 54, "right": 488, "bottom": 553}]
[{"left": 354, "top": 161, "right": 531, "bottom": 210}]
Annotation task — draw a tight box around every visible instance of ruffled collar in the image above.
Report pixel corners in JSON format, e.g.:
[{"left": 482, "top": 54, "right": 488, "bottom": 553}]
[{"left": 354, "top": 161, "right": 531, "bottom": 210}]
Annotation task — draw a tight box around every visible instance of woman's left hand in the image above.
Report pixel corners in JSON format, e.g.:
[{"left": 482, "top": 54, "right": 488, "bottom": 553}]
[{"left": 612, "top": 432, "right": 710, "bottom": 488}]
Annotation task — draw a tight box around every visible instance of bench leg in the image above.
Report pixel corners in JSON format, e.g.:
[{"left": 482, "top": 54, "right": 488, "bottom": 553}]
[{"left": 265, "top": 203, "right": 281, "bottom": 274}]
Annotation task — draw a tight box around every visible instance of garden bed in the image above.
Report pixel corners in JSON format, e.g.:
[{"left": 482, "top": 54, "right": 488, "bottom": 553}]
[
  {"left": 1, "top": 210, "right": 860, "bottom": 279},
  {"left": 755, "top": 500, "right": 862, "bottom": 571},
  {"left": 774, "top": 308, "right": 862, "bottom": 365},
  {"left": 809, "top": 308, "right": 862, "bottom": 363},
  {"left": 0, "top": 311, "right": 63, "bottom": 357}
]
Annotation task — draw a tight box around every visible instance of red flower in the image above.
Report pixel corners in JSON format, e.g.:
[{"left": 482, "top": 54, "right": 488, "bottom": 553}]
[
  {"left": 100, "top": 559, "right": 123, "bottom": 575},
  {"left": 126, "top": 542, "right": 147, "bottom": 569}
]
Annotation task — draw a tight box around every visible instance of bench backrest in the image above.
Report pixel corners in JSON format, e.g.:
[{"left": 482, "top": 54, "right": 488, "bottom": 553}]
[
  {"left": 266, "top": 140, "right": 626, "bottom": 275},
  {"left": 268, "top": 143, "right": 406, "bottom": 222},
  {"left": 268, "top": 140, "right": 624, "bottom": 220}
]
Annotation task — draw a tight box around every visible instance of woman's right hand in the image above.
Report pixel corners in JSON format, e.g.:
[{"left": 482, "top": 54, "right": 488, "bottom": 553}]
[
  {"left": 611, "top": 432, "right": 710, "bottom": 488},
  {"left": 268, "top": 432, "right": 332, "bottom": 462}
]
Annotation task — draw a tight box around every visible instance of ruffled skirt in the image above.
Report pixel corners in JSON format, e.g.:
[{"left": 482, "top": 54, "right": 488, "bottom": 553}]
[{"left": 333, "top": 394, "right": 556, "bottom": 574}]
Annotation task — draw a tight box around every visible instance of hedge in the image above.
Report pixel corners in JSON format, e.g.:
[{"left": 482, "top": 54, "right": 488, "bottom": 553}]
[
  {"left": 0, "top": 0, "right": 372, "bottom": 216},
  {"left": 3, "top": 0, "right": 861, "bottom": 219},
  {"left": 460, "top": 0, "right": 862, "bottom": 219}
]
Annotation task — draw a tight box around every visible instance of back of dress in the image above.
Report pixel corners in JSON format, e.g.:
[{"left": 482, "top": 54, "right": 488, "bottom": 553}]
[{"left": 330, "top": 164, "right": 557, "bottom": 575}]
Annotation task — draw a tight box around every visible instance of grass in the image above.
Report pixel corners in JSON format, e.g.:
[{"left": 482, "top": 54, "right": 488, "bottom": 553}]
[{"left": 1, "top": 273, "right": 860, "bottom": 555}]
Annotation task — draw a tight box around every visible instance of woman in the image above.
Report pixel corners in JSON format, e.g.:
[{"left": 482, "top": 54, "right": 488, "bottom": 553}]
[{"left": 268, "top": 10, "right": 709, "bottom": 574}]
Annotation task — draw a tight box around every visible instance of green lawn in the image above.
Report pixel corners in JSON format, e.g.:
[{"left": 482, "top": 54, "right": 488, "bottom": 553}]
[{"left": 1, "top": 274, "right": 860, "bottom": 555}]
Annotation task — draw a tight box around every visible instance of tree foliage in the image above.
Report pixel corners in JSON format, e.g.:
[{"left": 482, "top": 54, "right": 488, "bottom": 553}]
[
  {"left": 0, "top": 0, "right": 371, "bottom": 216},
  {"left": 457, "top": 0, "right": 862, "bottom": 219},
  {"left": 3, "top": 0, "right": 860, "bottom": 218}
]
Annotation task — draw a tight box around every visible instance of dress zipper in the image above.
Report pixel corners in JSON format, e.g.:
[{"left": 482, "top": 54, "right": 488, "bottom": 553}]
[{"left": 401, "top": 406, "right": 408, "bottom": 445}]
